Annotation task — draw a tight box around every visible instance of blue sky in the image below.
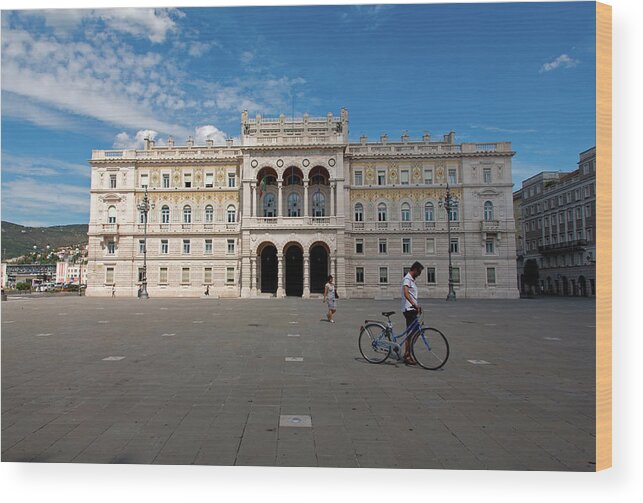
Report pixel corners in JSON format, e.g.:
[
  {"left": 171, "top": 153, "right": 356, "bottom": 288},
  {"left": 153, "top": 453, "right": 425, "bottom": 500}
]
[{"left": 1, "top": 2, "right": 596, "bottom": 226}]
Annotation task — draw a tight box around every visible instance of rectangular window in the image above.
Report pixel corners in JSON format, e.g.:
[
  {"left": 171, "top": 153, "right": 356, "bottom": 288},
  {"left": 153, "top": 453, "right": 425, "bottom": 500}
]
[
  {"left": 586, "top": 228, "right": 593, "bottom": 242},
  {"left": 228, "top": 172, "right": 236, "bottom": 188},
  {"left": 227, "top": 239, "right": 235, "bottom": 254},
  {"left": 584, "top": 185, "right": 590, "bottom": 198},
  {"left": 204, "top": 267, "right": 212, "bottom": 284},
  {"left": 354, "top": 170, "right": 363, "bottom": 186},
  {"left": 487, "top": 267, "right": 496, "bottom": 285},
  {"left": 576, "top": 207, "right": 582, "bottom": 219},
  {"left": 355, "top": 238, "right": 364, "bottom": 254},
  {"left": 355, "top": 267, "right": 364, "bottom": 284},
  {"left": 483, "top": 168, "right": 492, "bottom": 184},
  {"left": 140, "top": 173, "right": 148, "bottom": 188},
  {"left": 105, "top": 267, "right": 114, "bottom": 284},
  {"left": 107, "top": 241, "right": 116, "bottom": 255},
  {"left": 378, "top": 238, "right": 387, "bottom": 254},
  {"left": 424, "top": 168, "right": 433, "bottom": 184},
  {"left": 183, "top": 239, "right": 191, "bottom": 254},
  {"left": 226, "top": 267, "right": 235, "bottom": 284},
  {"left": 566, "top": 192, "right": 572, "bottom": 203},
  {"left": 575, "top": 189, "right": 581, "bottom": 201},
  {"left": 448, "top": 168, "right": 457, "bottom": 185},
  {"left": 204, "top": 239, "right": 213, "bottom": 254},
  {"left": 451, "top": 267, "right": 461, "bottom": 284},
  {"left": 205, "top": 173, "right": 214, "bottom": 188},
  {"left": 400, "top": 169, "right": 410, "bottom": 185},
  {"left": 377, "top": 170, "right": 386, "bottom": 185},
  {"left": 162, "top": 173, "right": 170, "bottom": 188},
  {"left": 159, "top": 267, "right": 168, "bottom": 284},
  {"left": 585, "top": 204, "right": 592, "bottom": 217},
  {"left": 184, "top": 173, "right": 192, "bottom": 188},
  {"left": 109, "top": 174, "right": 117, "bottom": 188},
  {"left": 559, "top": 195, "right": 563, "bottom": 205},
  {"left": 426, "top": 267, "right": 436, "bottom": 284},
  {"left": 139, "top": 240, "right": 145, "bottom": 254},
  {"left": 402, "top": 238, "right": 411, "bottom": 254},
  {"left": 379, "top": 267, "right": 388, "bottom": 284},
  {"left": 450, "top": 238, "right": 459, "bottom": 254},
  {"left": 485, "top": 238, "right": 495, "bottom": 254},
  {"left": 426, "top": 238, "right": 435, "bottom": 255},
  {"left": 160, "top": 240, "right": 169, "bottom": 254},
  {"left": 138, "top": 268, "right": 145, "bottom": 282},
  {"left": 181, "top": 267, "right": 190, "bottom": 284}
]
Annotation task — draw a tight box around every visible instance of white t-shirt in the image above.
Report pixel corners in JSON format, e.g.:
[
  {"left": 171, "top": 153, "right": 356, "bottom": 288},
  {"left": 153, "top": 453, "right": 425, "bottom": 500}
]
[{"left": 401, "top": 272, "right": 418, "bottom": 312}]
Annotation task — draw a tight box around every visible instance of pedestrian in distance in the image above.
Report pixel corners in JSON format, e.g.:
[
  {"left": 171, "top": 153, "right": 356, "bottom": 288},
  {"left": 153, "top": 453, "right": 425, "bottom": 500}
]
[
  {"left": 111, "top": 285, "right": 115, "bottom": 298},
  {"left": 323, "top": 275, "right": 337, "bottom": 323},
  {"left": 401, "top": 261, "right": 424, "bottom": 365},
  {"left": 204, "top": 285, "right": 210, "bottom": 296}
]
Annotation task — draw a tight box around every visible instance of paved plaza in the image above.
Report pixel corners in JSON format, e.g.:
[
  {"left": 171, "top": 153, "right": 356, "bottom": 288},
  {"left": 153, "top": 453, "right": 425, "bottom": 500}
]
[{"left": 1, "top": 295, "right": 596, "bottom": 470}]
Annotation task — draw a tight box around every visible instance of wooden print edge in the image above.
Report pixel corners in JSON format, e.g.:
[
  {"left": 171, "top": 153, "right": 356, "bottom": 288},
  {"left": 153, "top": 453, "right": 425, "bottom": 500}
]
[{"left": 595, "top": 0, "right": 612, "bottom": 472}]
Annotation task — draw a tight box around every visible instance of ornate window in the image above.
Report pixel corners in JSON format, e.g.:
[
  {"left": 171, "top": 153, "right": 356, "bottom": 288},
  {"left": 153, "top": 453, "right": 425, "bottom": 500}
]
[
  {"left": 227, "top": 205, "right": 236, "bottom": 223},
  {"left": 354, "top": 203, "right": 364, "bottom": 222},
  {"left": 484, "top": 201, "right": 494, "bottom": 221},
  {"left": 183, "top": 205, "right": 192, "bottom": 224},
  {"left": 377, "top": 203, "right": 387, "bottom": 222},
  {"left": 312, "top": 191, "right": 326, "bottom": 217},
  {"left": 107, "top": 206, "right": 117, "bottom": 224},
  {"left": 204, "top": 205, "right": 214, "bottom": 223},
  {"left": 287, "top": 192, "right": 301, "bottom": 217},
  {"left": 263, "top": 193, "right": 276, "bottom": 217},
  {"left": 400, "top": 202, "right": 411, "bottom": 222},
  {"left": 161, "top": 205, "right": 170, "bottom": 224},
  {"left": 424, "top": 202, "right": 434, "bottom": 221}
]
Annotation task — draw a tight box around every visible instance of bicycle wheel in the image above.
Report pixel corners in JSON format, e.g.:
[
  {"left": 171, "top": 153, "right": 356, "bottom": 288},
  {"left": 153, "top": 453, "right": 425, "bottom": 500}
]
[
  {"left": 412, "top": 327, "right": 449, "bottom": 370},
  {"left": 358, "top": 323, "right": 391, "bottom": 363}
]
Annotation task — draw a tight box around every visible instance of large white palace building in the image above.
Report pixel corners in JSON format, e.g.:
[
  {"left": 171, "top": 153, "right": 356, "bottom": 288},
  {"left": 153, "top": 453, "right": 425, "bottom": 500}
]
[{"left": 86, "top": 109, "right": 519, "bottom": 299}]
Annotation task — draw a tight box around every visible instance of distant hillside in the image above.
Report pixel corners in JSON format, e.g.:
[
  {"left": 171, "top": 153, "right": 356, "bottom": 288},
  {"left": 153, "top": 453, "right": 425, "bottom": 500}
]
[{"left": 1, "top": 221, "right": 88, "bottom": 259}]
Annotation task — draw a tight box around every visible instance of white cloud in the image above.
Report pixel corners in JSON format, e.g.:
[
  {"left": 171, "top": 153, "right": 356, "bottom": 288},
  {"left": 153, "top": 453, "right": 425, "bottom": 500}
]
[
  {"left": 1, "top": 178, "right": 90, "bottom": 221},
  {"left": 470, "top": 124, "right": 537, "bottom": 134},
  {"left": 188, "top": 41, "right": 212, "bottom": 57},
  {"left": 1, "top": 92, "right": 80, "bottom": 131},
  {"left": 540, "top": 54, "right": 579, "bottom": 73},
  {"left": 1, "top": 153, "right": 90, "bottom": 178},
  {"left": 240, "top": 51, "right": 254, "bottom": 64},
  {"left": 113, "top": 130, "right": 159, "bottom": 149},
  {"left": 194, "top": 125, "right": 228, "bottom": 145}
]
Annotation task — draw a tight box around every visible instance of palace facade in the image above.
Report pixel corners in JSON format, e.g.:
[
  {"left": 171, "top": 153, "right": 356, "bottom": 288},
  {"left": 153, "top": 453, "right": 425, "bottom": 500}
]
[{"left": 86, "top": 109, "right": 519, "bottom": 299}]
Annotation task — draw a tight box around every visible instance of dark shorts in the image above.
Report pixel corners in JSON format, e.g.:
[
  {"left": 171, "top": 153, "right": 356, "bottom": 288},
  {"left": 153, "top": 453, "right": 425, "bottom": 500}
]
[{"left": 403, "top": 309, "right": 419, "bottom": 334}]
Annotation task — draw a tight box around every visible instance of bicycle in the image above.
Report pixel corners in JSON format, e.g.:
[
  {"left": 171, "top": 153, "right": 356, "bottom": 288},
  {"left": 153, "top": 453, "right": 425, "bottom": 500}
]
[{"left": 358, "top": 311, "right": 449, "bottom": 370}]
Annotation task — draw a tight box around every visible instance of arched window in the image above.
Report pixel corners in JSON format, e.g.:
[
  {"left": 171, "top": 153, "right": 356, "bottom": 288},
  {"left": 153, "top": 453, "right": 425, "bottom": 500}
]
[
  {"left": 138, "top": 209, "right": 147, "bottom": 224},
  {"left": 107, "top": 206, "right": 117, "bottom": 224},
  {"left": 484, "top": 201, "right": 494, "bottom": 221},
  {"left": 183, "top": 205, "right": 192, "bottom": 224},
  {"left": 204, "top": 205, "right": 214, "bottom": 223},
  {"left": 161, "top": 205, "right": 170, "bottom": 224},
  {"left": 227, "top": 205, "right": 236, "bottom": 223},
  {"left": 287, "top": 192, "right": 301, "bottom": 217},
  {"left": 312, "top": 191, "right": 326, "bottom": 217},
  {"left": 401, "top": 202, "right": 411, "bottom": 222},
  {"left": 424, "top": 202, "right": 434, "bottom": 221},
  {"left": 377, "top": 203, "right": 387, "bottom": 222},
  {"left": 354, "top": 203, "right": 364, "bottom": 222},
  {"left": 263, "top": 193, "right": 275, "bottom": 217},
  {"left": 448, "top": 207, "right": 459, "bottom": 221}
]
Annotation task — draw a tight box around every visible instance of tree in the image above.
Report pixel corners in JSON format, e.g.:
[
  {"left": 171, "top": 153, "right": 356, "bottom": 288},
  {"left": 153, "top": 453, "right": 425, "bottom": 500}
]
[{"left": 523, "top": 259, "right": 540, "bottom": 295}]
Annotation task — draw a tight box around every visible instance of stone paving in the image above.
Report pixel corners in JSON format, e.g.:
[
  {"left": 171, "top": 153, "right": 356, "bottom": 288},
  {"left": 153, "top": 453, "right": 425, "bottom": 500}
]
[{"left": 1, "top": 295, "right": 596, "bottom": 470}]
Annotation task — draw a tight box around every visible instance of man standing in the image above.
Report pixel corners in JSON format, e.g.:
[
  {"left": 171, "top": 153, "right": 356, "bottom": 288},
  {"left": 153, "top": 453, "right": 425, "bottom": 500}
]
[{"left": 401, "top": 261, "right": 424, "bottom": 365}]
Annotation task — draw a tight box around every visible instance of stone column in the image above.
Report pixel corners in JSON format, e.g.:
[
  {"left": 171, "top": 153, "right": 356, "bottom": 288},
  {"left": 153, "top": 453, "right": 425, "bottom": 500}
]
[
  {"left": 303, "top": 253, "right": 310, "bottom": 298},
  {"left": 240, "top": 256, "right": 251, "bottom": 297},
  {"left": 277, "top": 180, "right": 283, "bottom": 218},
  {"left": 277, "top": 252, "right": 285, "bottom": 297},
  {"left": 251, "top": 183, "right": 256, "bottom": 218},
  {"left": 330, "top": 182, "right": 336, "bottom": 217},
  {"left": 250, "top": 257, "right": 257, "bottom": 296},
  {"left": 303, "top": 180, "right": 309, "bottom": 219}
]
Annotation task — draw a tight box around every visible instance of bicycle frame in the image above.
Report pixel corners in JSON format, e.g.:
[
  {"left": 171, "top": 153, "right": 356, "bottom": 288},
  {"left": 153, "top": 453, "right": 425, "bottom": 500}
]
[{"left": 363, "top": 315, "right": 423, "bottom": 357}]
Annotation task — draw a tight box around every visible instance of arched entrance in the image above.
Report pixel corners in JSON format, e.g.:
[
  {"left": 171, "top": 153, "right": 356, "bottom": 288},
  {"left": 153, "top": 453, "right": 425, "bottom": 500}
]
[
  {"left": 310, "top": 243, "right": 329, "bottom": 294},
  {"left": 579, "top": 276, "right": 587, "bottom": 297},
  {"left": 284, "top": 244, "right": 303, "bottom": 297},
  {"left": 562, "top": 276, "right": 569, "bottom": 296},
  {"left": 260, "top": 244, "right": 278, "bottom": 294}
]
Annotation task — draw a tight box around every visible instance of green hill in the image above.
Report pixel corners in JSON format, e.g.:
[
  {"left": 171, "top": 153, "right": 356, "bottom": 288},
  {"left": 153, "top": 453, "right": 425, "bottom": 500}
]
[{"left": 1, "top": 221, "right": 88, "bottom": 260}]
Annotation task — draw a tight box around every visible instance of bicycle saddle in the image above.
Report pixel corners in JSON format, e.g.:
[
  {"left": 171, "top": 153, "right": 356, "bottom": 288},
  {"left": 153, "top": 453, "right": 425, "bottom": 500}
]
[{"left": 381, "top": 311, "right": 395, "bottom": 317}]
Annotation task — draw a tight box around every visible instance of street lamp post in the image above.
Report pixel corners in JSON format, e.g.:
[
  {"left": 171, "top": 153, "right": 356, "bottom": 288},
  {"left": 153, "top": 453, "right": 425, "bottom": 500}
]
[
  {"left": 439, "top": 184, "right": 459, "bottom": 301},
  {"left": 136, "top": 186, "right": 153, "bottom": 299}
]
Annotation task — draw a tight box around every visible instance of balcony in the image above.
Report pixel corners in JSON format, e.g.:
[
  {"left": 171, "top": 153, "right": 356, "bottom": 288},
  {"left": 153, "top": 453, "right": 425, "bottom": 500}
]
[
  {"left": 538, "top": 239, "right": 588, "bottom": 254},
  {"left": 100, "top": 223, "right": 119, "bottom": 234},
  {"left": 481, "top": 220, "right": 501, "bottom": 232},
  {"left": 246, "top": 216, "right": 340, "bottom": 229},
  {"left": 348, "top": 221, "right": 461, "bottom": 233}
]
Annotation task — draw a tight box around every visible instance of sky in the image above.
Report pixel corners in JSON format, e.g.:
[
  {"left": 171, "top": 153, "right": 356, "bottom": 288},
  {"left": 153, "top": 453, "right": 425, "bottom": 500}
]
[{"left": 1, "top": 1, "right": 596, "bottom": 226}]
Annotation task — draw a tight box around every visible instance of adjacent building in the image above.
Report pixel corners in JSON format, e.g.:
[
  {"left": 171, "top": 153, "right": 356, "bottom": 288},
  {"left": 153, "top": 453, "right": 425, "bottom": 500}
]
[
  {"left": 86, "top": 109, "right": 519, "bottom": 299},
  {"left": 514, "top": 147, "right": 596, "bottom": 296}
]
